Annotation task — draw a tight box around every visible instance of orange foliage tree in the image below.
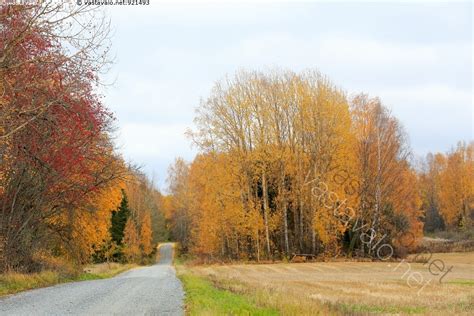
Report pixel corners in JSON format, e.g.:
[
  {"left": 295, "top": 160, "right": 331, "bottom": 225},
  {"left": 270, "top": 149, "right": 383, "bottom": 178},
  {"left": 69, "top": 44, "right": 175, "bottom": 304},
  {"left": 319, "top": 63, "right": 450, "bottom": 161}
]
[
  {"left": 166, "top": 70, "right": 423, "bottom": 260},
  {"left": 123, "top": 218, "right": 140, "bottom": 262},
  {"left": 420, "top": 142, "right": 474, "bottom": 230}
]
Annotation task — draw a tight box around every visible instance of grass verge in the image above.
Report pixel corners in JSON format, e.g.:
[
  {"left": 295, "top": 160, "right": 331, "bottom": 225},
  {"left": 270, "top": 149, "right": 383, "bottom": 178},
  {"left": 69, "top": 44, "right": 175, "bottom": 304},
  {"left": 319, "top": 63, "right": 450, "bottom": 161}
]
[
  {"left": 0, "top": 263, "right": 136, "bottom": 297},
  {"left": 176, "top": 266, "right": 278, "bottom": 315},
  {"left": 186, "top": 273, "right": 341, "bottom": 315}
]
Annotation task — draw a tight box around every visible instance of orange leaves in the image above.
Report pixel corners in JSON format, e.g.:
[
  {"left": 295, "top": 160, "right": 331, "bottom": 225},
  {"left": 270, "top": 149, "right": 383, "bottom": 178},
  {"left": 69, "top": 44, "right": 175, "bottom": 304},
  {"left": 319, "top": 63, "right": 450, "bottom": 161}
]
[
  {"left": 123, "top": 218, "right": 140, "bottom": 262},
  {"left": 170, "top": 69, "right": 431, "bottom": 261},
  {"left": 140, "top": 213, "right": 153, "bottom": 256},
  {"left": 67, "top": 180, "right": 124, "bottom": 263},
  {"left": 419, "top": 142, "right": 474, "bottom": 234},
  {"left": 119, "top": 169, "right": 162, "bottom": 262},
  {"left": 437, "top": 142, "right": 474, "bottom": 228}
]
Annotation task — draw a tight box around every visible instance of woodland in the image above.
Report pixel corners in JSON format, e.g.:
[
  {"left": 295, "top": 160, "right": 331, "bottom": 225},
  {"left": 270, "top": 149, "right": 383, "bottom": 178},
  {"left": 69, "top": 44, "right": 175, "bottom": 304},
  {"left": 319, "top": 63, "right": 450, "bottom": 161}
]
[{"left": 164, "top": 71, "right": 473, "bottom": 261}]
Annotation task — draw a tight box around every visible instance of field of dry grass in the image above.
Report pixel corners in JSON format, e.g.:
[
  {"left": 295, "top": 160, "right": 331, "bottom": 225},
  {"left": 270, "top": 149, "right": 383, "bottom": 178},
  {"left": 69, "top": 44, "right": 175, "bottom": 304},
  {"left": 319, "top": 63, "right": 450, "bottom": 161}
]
[{"left": 188, "top": 252, "right": 474, "bottom": 315}]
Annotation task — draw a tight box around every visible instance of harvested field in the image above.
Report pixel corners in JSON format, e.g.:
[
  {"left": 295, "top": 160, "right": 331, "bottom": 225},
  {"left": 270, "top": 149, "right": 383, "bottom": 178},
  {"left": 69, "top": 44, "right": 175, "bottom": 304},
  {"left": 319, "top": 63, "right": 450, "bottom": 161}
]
[{"left": 188, "top": 252, "right": 474, "bottom": 315}]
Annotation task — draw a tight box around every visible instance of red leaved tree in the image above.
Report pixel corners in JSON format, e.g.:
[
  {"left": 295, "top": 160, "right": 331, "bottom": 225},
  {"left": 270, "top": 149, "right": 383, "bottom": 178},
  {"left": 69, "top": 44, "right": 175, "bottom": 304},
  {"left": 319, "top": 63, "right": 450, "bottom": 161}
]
[{"left": 0, "top": 4, "right": 121, "bottom": 272}]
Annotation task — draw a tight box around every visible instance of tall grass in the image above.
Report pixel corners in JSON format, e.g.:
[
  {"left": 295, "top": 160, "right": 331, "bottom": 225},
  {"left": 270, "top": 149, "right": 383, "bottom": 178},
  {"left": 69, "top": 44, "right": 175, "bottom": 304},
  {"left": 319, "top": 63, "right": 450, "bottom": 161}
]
[
  {"left": 0, "top": 271, "right": 61, "bottom": 296},
  {"left": 0, "top": 263, "right": 136, "bottom": 297}
]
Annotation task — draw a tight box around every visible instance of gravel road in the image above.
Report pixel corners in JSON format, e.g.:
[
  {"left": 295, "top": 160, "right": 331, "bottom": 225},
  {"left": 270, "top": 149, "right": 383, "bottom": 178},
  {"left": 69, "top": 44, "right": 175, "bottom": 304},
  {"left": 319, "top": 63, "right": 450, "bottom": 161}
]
[{"left": 0, "top": 243, "right": 184, "bottom": 315}]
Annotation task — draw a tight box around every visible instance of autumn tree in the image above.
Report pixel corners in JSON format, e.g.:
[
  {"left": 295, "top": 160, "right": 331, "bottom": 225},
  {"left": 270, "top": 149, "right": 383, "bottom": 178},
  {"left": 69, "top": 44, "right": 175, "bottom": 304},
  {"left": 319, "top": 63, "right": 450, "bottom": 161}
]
[
  {"left": 64, "top": 181, "right": 124, "bottom": 264},
  {"left": 166, "top": 158, "right": 193, "bottom": 252},
  {"left": 419, "top": 153, "right": 446, "bottom": 232},
  {"left": 109, "top": 167, "right": 166, "bottom": 262},
  {"left": 437, "top": 142, "right": 474, "bottom": 229},
  {"left": 125, "top": 168, "right": 167, "bottom": 245},
  {"left": 0, "top": 4, "right": 120, "bottom": 272},
  {"left": 110, "top": 191, "right": 131, "bottom": 245},
  {"left": 165, "top": 69, "right": 425, "bottom": 261},
  {"left": 140, "top": 213, "right": 153, "bottom": 256},
  {"left": 123, "top": 218, "right": 140, "bottom": 262},
  {"left": 350, "top": 94, "right": 422, "bottom": 255}
]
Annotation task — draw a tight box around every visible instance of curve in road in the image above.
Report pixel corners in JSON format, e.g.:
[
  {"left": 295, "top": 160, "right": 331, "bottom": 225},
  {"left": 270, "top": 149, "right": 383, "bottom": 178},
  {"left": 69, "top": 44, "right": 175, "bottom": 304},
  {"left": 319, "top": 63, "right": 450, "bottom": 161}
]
[{"left": 0, "top": 243, "right": 184, "bottom": 316}]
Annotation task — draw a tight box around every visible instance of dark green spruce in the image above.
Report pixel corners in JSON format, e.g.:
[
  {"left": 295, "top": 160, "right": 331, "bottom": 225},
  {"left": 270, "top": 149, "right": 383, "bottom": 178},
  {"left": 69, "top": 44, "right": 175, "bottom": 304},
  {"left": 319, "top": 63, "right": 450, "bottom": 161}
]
[{"left": 110, "top": 190, "right": 131, "bottom": 245}]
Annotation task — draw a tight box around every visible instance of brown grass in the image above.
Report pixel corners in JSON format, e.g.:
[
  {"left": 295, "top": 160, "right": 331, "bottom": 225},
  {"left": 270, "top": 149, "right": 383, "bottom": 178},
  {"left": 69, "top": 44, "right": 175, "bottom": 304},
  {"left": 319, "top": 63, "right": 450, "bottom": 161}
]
[
  {"left": 0, "top": 271, "right": 62, "bottom": 297},
  {"left": 0, "top": 263, "right": 137, "bottom": 297},
  {"left": 418, "top": 237, "right": 474, "bottom": 253},
  {"left": 188, "top": 252, "right": 474, "bottom": 315},
  {"left": 82, "top": 262, "right": 137, "bottom": 275}
]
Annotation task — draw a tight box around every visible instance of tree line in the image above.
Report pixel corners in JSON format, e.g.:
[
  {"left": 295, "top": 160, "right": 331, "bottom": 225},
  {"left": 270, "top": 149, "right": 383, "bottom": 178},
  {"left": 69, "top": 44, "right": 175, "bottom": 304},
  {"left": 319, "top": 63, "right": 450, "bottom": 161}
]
[
  {"left": 420, "top": 142, "right": 473, "bottom": 233},
  {"left": 165, "top": 70, "right": 473, "bottom": 261},
  {"left": 0, "top": 4, "right": 167, "bottom": 272}
]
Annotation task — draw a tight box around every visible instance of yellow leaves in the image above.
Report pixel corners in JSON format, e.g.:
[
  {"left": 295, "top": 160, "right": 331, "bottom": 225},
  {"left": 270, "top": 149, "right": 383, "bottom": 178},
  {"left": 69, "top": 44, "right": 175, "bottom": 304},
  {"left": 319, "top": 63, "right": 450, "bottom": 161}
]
[
  {"left": 123, "top": 218, "right": 140, "bottom": 262},
  {"left": 140, "top": 213, "right": 153, "bottom": 256},
  {"left": 187, "top": 153, "right": 244, "bottom": 256},
  {"left": 120, "top": 168, "right": 162, "bottom": 261},
  {"left": 437, "top": 142, "right": 474, "bottom": 227},
  {"left": 390, "top": 164, "right": 423, "bottom": 250},
  {"left": 68, "top": 180, "right": 124, "bottom": 263},
  {"left": 161, "top": 194, "right": 174, "bottom": 221},
  {"left": 170, "top": 69, "right": 460, "bottom": 261},
  {"left": 313, "top": 214, "right": 331, "bottom": 245},
  {"left": 91, "top": 181, "right": 124, "bottom": 213}
]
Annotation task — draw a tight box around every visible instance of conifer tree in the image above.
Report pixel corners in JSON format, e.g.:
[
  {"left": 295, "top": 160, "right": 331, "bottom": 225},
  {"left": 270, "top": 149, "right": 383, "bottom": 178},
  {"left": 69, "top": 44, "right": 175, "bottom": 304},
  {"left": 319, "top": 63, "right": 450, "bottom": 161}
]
[{"left": 110, "top": 190, "right": 131, "bottom": 245}]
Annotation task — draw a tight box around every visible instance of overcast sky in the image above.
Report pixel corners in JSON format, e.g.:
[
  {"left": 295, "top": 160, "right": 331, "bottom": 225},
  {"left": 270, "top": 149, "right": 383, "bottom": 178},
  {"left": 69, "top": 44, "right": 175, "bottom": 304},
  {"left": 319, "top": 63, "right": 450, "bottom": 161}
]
[{"left": 101, "top": 1, "right": 472, "bottom": 189}]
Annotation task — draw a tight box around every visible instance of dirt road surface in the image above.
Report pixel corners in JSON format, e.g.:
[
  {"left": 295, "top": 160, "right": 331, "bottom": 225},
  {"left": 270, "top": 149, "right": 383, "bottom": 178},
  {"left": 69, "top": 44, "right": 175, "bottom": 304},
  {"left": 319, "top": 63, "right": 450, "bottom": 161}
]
[{"left": 0, "top": 243, "right": 184, "bottom": 316}]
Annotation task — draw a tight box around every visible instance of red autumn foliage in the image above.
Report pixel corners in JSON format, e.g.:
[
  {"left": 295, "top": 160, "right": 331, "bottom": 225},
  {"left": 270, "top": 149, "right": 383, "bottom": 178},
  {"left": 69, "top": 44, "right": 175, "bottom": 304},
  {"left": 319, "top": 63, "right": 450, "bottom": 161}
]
[{"left": 0, "top": 5, "right": 121, "bottom": 272}]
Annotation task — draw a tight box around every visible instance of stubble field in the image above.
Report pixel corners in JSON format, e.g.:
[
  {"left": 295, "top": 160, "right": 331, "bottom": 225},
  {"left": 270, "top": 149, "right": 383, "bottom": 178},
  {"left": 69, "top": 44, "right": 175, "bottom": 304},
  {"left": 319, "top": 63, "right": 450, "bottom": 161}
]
[{"left": 187, "top": 252, "right": 474, "bottom": 315}]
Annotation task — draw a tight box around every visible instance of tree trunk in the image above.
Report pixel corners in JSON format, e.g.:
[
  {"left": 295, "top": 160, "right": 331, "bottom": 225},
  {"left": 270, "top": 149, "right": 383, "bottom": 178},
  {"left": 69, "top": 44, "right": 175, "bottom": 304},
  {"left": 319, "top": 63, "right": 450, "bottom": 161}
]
[
  {"left": 299, "top": 191, "right": 304, "bottom": 252},
  {"left": 0, "top": 234, "right": 6, "bottom": 272},
  {"left": 280, "top": 167, "right": 289, "bottom": 257},
  {"left": 262, "top": 169, "right": 271, "bottom": 258},
  {"left": 370, "top": 126, "right": 382, "bottom": 255},
  {"left": 256, "top": 229, "right": 260, "bottom": 262}
]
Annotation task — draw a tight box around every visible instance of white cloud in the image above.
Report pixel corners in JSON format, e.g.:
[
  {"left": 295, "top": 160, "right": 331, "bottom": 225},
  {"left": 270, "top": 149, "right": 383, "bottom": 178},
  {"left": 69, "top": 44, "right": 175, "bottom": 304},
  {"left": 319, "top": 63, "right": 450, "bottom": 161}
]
[
  {"left": 318, "top": 38, "right": 439, "bottom": 66},
  {"left": 231, "top": 32, "right": 466, "bottom": 74},
  {"left": 364, "top": 85, "right": 473, "bottom": 156},
  {"left": 373, "top": 85, "right": 472, "bottom": 110},
  {"left": 117, "top": 123, "right": 195, "bottom": 159},
  {"left": 105, "top": 2, "right": 289, "bottom": 27}
]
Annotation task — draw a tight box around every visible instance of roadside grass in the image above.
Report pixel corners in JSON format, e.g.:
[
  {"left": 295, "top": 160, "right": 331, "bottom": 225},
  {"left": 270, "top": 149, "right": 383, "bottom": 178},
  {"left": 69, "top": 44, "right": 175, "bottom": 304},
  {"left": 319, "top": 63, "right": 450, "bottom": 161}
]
[
  {"left": 178, "top": 270, "right": 278, "bottom": 316},
  {"left": 177, "top": 265, "right": 347, "bottom": 315},
  {"left": 204, "top": 275, "right": 341, "bottom": 315},
  {"left": 0, "top": 263, "right": 136, "bottom": 297}
]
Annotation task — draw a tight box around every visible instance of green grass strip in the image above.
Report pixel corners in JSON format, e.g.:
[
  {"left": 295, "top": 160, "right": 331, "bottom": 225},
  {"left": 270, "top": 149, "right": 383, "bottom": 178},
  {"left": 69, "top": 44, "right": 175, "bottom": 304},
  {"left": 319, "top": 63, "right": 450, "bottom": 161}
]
[{"left": 179, "top": 272, "right": 278, "bottom": 316}]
